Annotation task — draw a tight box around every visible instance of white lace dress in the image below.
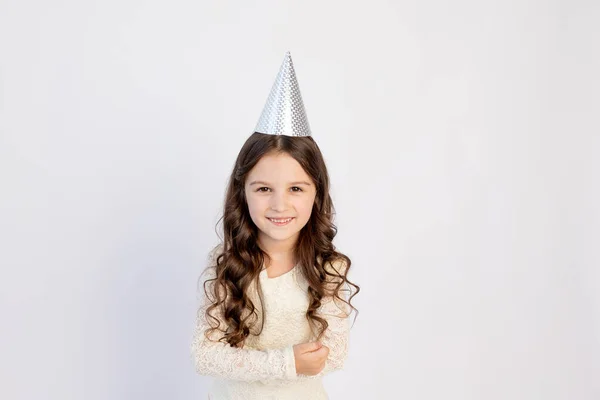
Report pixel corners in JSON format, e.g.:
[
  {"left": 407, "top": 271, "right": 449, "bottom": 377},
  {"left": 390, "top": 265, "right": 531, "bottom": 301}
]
[{"left": 190, "top": 257, "right": 352, "bottom": 400}]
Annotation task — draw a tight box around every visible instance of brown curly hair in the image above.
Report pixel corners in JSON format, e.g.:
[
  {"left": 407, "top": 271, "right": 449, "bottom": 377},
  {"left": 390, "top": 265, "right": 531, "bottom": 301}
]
[{"left": 198, "top": 132, "right": 360, "bottom": 348}]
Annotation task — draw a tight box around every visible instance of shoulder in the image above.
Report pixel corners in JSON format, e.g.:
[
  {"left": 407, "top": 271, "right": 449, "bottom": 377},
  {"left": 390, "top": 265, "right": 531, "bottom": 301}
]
[
  {"left": 207, "top": 243, "right": 224, "bottom": 264},
  {"left": 323, "top": 256, "right": 349, "bottom": 276},
  {"left": 322, "top": 256, "right": 350, "bottom": 296},
  {"left": 321, "top": 256, "right": 353, "bottom": 315},
  {"left": 199, "top": 243, "right": 225, "bottom": 286}
]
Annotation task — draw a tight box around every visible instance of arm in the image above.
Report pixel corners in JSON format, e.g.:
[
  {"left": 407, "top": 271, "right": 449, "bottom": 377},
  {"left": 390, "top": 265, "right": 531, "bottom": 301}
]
[
  {"left": 190, "top": 266, "right": 297, "bottom": 382},
  {"left": 296, "top": 281, "right": 352, "bottom": 380},
  {"left": 273, "top": 259, "right": 354, "bottom": 384}
]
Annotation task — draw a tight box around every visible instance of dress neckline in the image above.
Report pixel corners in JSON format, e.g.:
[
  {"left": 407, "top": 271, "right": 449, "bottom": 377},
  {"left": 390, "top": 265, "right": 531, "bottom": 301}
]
[{"left": 260, "top": 263, "right": 298, "bottom": 280}]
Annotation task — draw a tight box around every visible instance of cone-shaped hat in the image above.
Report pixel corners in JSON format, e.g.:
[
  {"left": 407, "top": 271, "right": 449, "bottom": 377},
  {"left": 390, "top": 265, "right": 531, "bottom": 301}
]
[{"left": 254, "top": 51, "right": 312, "bottom": 137}]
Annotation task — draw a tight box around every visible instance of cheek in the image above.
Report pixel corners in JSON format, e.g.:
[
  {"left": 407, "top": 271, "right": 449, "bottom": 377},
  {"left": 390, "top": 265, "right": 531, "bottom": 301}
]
[
  {"left": 246, "top": 195, "right": 266, "bottom": 217},
  {"left": 297, "top": 197, "right": 316, "bottom": 219}
]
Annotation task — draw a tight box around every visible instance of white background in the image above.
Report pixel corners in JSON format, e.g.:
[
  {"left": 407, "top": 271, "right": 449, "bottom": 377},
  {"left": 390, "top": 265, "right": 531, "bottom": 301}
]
[{"left": 1, "top": 0, "right": 598, "bottom": 399}]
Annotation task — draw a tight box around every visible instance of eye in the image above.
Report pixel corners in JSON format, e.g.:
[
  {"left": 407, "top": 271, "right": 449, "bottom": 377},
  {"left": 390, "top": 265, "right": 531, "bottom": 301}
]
[
  {"left": 257, "top": 187, "right": 271, "bottom": 192},
  {"left": 291, "top": 187, "right": 303, "bottom": 192}
]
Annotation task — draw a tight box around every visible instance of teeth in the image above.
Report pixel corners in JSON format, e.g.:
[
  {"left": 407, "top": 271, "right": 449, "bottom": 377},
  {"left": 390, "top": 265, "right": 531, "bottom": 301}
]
[{"left": 269, "top": 218, "right": 292, "bottom": 223}]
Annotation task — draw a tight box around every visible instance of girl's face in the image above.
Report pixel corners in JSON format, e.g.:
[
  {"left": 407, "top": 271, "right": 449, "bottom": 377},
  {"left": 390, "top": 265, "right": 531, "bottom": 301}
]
[{"left": 244, "top": 151, "right": 317, "bottom": 250}]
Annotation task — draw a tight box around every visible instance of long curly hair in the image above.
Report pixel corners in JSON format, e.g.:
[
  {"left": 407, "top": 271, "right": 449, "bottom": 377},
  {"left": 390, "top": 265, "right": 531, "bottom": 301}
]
[{"left": 198, "top": 132, "right": 360, "bottom": 348}]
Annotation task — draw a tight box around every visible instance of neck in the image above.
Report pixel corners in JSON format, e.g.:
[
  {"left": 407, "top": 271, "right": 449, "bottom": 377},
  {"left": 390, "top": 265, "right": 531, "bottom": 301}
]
[{"left": 257, "top": 233, "right": 298, "bottom": 265}]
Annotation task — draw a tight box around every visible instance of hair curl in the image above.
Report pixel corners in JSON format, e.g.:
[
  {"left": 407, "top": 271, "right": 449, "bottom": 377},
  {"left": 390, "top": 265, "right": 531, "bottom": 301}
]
[{"left": 197, "top": 132, "right": 360, "bottom": 348}]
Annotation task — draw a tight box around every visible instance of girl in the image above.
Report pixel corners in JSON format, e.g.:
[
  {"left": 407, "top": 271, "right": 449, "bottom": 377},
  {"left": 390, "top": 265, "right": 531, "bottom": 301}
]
[{"left": 190, "top": 52, "right": 359, "bottom": 400}]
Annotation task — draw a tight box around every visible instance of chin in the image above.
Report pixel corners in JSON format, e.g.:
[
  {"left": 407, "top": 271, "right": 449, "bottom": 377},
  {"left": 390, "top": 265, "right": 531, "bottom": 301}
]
[
  {"left": 262, "top": 229, "right": 300, "bottom": 243},
  {"left": 267, "top": 233, "right": 297, "bottom": 242}
]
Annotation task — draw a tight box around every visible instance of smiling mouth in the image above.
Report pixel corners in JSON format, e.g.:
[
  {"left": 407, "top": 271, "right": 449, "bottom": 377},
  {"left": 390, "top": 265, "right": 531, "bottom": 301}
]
[{"left": 267, "top": 217, "right": 294, "bottom": 226}]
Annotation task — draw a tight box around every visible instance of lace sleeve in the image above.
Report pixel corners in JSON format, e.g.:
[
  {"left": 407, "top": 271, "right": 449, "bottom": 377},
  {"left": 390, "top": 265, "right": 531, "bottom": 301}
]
[
  {"left": 272, "top": 259, "right": 353, "bottom": 384},
  {"left": 190, "top": 263, "right": 297, "bottom": 382},
  {"left": 298, "top": 269, "right": 352, "bottom": 379}
]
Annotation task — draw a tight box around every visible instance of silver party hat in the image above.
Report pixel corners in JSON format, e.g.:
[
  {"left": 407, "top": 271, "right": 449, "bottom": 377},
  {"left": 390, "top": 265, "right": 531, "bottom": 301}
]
[{"left": 254, "top": 51, "right": 312, "bottom": 137}]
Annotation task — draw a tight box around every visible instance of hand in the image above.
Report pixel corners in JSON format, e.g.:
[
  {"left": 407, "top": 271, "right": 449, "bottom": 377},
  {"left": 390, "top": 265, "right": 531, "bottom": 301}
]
[{"left": 292, "top": 341, "right": 330, "bottom": 376}]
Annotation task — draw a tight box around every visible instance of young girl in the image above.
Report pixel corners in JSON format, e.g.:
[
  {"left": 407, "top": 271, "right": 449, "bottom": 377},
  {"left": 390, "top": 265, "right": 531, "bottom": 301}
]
[{"left": 190, "top": 52, "right": 360, "bottom": 400}]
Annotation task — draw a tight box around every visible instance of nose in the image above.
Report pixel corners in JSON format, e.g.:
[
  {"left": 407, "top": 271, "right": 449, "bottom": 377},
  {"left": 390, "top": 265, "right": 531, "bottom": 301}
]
[{"left": 269, "top": 191, "right": 288, "bottom": 212}]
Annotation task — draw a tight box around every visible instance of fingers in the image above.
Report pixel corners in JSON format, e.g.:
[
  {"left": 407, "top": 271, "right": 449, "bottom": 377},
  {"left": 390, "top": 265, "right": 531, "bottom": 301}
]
[
  {"left": 312, "top": 345, "right": 330, "bottom": 360},
  {"left": 299, "top": 341, "right": 330, "bottom": 356},
  {"left": 301, "top": 341, "right": 322, "bottom": 353}
]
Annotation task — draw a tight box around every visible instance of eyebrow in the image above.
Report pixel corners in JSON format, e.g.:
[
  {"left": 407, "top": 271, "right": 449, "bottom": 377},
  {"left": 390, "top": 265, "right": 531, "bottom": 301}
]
[{"left": 249, "top": 180, "right": 312, "bottom": 186}]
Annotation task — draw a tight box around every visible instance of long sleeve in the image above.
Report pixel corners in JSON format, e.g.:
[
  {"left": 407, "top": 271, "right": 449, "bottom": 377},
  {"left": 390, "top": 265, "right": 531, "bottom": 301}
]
[
  {"left": 273, "top": 259, "right": 353, "bottom": 384},
  {"left": 295, "top": 281, "right": 352, "bottom": 381},
  {"left": 190, "top": 266, "right": 298, "bottom": 382}
]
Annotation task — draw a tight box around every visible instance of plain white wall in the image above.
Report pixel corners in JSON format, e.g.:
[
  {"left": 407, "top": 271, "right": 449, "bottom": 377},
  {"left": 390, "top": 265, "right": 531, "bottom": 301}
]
[{"left": 1, "top": 0, "right": 598, "bottom": 399}]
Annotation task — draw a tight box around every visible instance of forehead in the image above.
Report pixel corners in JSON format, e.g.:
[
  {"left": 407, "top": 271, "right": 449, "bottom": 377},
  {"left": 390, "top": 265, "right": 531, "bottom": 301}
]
[{"left": 247, "top": 152, "right": 310, "bottom": 182}]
